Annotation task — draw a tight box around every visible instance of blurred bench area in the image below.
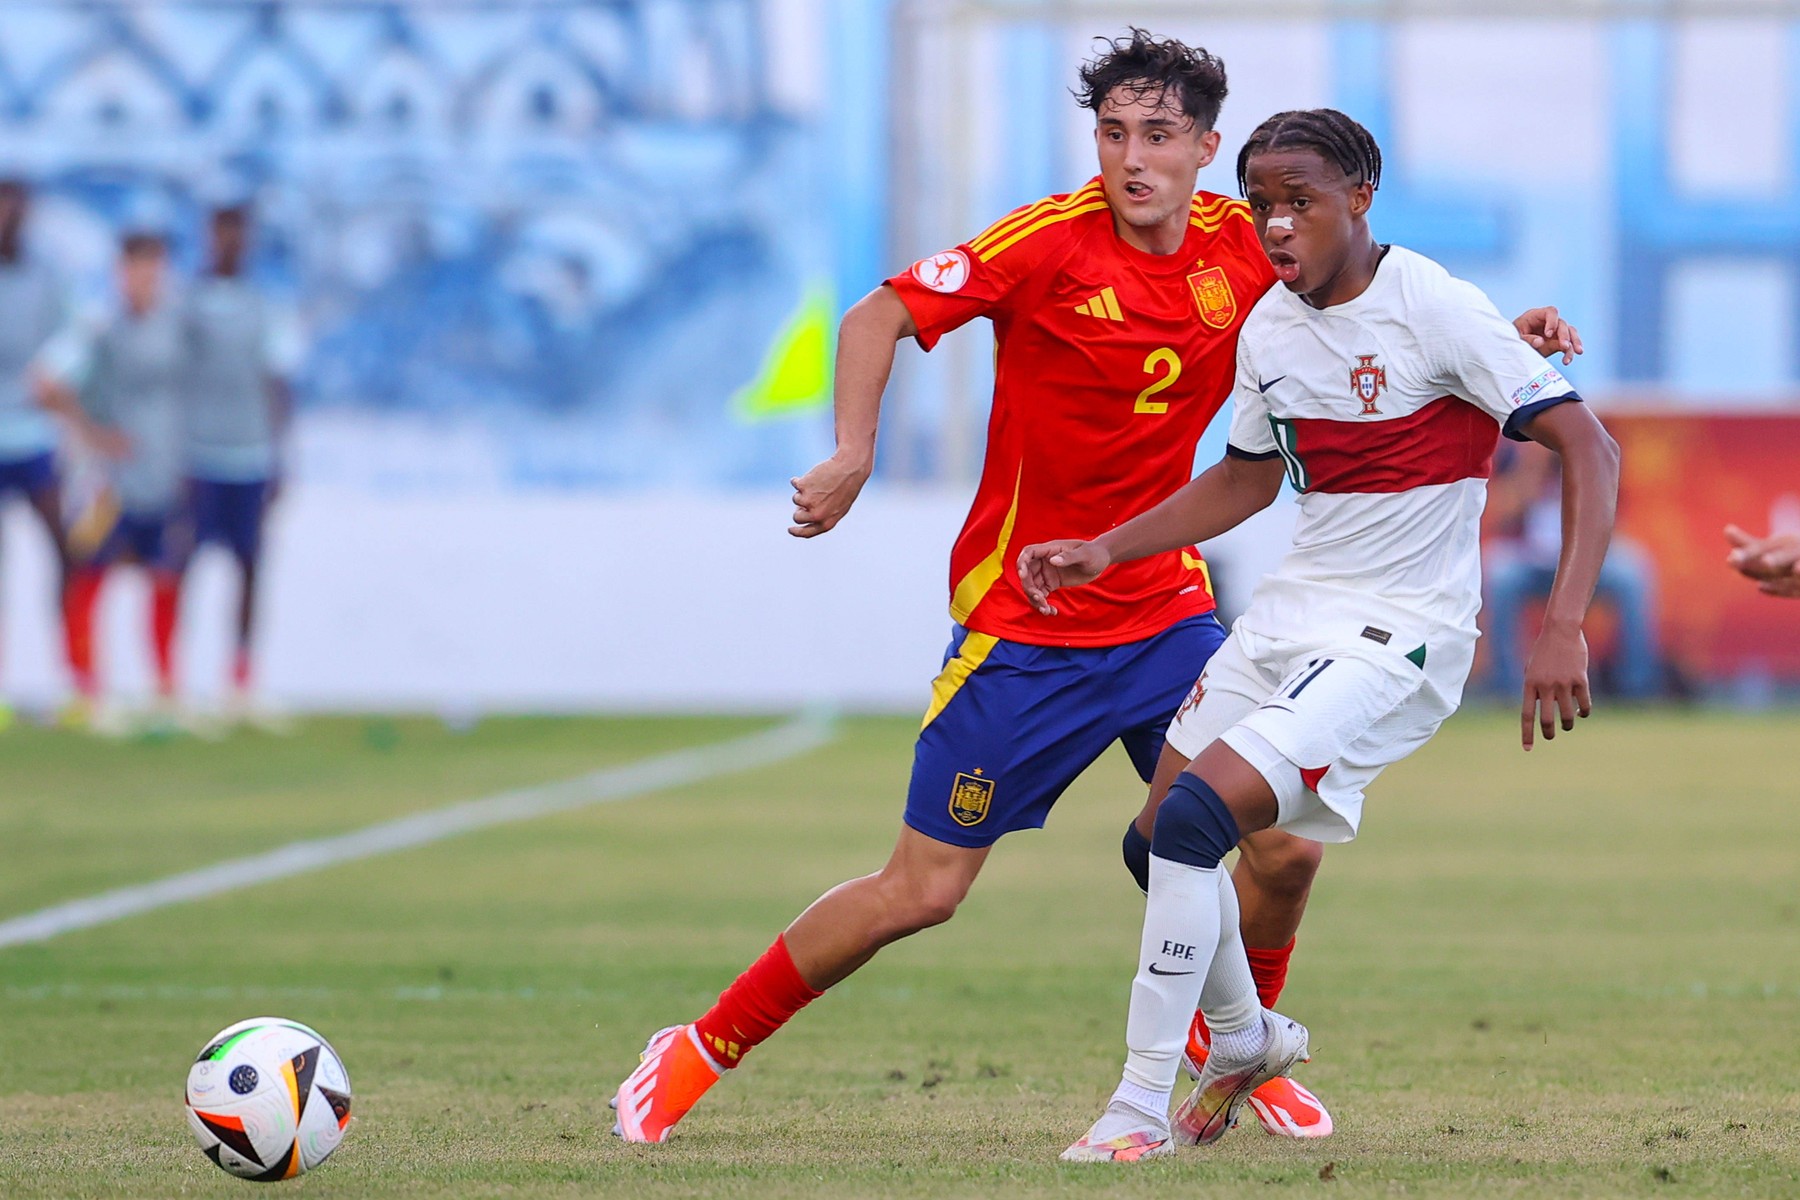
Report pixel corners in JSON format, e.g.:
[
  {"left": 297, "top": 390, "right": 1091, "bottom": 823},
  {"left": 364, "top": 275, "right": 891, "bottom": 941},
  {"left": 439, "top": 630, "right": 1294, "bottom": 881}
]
[{"left": 0, "top": 1, "right": 1793, "bottom": 713}]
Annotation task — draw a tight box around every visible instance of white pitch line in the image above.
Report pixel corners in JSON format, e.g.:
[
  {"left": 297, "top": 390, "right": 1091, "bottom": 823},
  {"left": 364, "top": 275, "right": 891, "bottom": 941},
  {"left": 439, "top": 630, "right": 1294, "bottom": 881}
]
[{"left": 0, "top": 711, "right": 836, "bottom": 951}]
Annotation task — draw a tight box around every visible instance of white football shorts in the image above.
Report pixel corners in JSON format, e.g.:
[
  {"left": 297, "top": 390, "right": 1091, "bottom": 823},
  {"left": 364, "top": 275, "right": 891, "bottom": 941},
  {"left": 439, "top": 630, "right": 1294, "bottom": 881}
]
[{"left": 1164, "top": 621, "right": 1462, "bottom": 843}]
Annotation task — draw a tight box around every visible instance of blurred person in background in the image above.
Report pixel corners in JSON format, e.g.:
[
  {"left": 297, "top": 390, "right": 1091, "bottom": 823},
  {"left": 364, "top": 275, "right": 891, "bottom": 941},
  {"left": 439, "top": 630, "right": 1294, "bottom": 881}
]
[
  {"left": 183, "top": 204, "right": 301, "bottom": 726},
  {"left": 1725, "top": 525, "right": 1800, "bottom": 599},
  {"left": 1481, "top": 438, "right": 1663, "bottom": 699},
  {"left": 33, "top": 231, "right": 189, "bottom": 735},
  {"left": 0, "top": 178, "right": 74, "bottom": 719}
]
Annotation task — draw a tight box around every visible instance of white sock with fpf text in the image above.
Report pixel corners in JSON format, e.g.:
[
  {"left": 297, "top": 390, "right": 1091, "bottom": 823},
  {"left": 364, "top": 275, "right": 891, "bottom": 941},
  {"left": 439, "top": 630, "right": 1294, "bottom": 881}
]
[
  {"left": 1121, "top": 855, "right": 1222, "bottom": 1094},
  {"left": 1199, "top": 866, "right": 1266, "bottom": 1061}
]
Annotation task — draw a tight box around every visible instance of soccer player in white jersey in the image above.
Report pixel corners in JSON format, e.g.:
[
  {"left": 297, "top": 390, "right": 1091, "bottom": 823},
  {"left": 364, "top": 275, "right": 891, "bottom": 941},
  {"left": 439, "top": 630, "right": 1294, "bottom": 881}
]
[
  {"left": 184, "top": 205, "right": 301, "bottom": 724},
  {"left": 34, "top": 232, "right": 189, "bottom": 731},
  {"left": 1015, "top": 109, "right": 1621, "bottom": 1162}
]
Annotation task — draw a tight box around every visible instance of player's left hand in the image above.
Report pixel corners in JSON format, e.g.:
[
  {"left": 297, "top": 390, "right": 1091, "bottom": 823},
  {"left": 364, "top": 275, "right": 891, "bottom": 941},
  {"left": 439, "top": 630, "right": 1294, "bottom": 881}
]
[
  {"left": 1514, "top": 306, "right": 1583, "bottom": 366},
  {"left": 1520, "top": 621, "right": 1591, "bottom": 750}
]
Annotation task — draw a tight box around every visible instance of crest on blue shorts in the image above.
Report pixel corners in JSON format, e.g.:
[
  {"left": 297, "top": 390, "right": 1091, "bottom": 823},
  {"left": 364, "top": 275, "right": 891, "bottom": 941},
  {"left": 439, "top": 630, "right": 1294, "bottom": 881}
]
[{"left": 949, "top": 771, "right": 994, "bottom": 827}]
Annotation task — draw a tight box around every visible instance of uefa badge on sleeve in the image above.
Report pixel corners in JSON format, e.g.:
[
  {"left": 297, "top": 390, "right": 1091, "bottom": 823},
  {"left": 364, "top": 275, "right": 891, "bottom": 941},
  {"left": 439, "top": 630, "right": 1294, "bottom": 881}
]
[{"left": 913, "top": 249, "right": 971, "bottom": 294}]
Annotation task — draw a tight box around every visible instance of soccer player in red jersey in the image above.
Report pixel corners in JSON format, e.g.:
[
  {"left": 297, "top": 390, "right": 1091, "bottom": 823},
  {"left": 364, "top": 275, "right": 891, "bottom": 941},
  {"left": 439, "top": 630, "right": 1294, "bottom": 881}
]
[{"left": 611, "top": 32, "right": 1579, "bottom": 1144}]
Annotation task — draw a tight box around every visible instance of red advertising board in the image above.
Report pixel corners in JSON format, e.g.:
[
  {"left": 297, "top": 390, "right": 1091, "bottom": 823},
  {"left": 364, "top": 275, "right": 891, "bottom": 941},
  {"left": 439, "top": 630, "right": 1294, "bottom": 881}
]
[{"left": 1607, "top": 412, "right": 1800, "bottom": 680}]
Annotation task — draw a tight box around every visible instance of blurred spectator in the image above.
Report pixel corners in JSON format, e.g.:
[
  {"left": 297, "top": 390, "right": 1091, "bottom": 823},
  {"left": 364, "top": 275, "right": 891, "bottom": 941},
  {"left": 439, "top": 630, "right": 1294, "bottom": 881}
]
[
  {"left": 1725, "top": 525, "right": 1800, "bottom": 599},
  {"left": 184, "top": 205, "right": 301, "bottom": 724},
  {"left": 0, "top": 179, "right": 74, "bottom": 704},
  {"left": 1481, "top": 439, "right": 1664, "bottom": 699},
  {"left": 34, "top": 232, "right": 188, "bottom": 732}
]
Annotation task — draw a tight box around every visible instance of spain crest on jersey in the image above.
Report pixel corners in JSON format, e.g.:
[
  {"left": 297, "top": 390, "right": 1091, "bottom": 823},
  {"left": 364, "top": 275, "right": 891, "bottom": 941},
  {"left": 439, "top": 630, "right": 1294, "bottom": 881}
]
[
  {"left": 1187, "top": 265, "right": 1236, "bottom": 330},
  {"left": 1350, "top": 354, "right": 1387, "bottom": 415},
  {"left": 949, "top": 771, "right": 994, "bottom": 827}
]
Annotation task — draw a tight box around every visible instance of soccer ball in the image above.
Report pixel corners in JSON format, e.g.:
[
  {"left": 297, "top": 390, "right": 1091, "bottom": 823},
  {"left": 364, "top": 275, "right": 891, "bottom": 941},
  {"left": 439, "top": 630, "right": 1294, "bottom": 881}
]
[{"left": 185, "top": 1017, "right": 353, "bottom": 1181}]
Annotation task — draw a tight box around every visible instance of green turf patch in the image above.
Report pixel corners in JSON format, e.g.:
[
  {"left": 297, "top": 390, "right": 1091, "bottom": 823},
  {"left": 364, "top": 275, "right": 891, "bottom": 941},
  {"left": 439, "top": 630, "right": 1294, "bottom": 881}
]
[{"left": 2, "top": 711, "right": 1798, "bottom": 1197}]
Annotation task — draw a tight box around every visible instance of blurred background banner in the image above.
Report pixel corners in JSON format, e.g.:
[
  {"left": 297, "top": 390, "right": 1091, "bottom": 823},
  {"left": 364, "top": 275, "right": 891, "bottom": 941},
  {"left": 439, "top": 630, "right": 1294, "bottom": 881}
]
[
  {"left": 1610, "top": 413, "right": 1800, "bottom": 687},
  {"left": 0, "top": 0, "right": 1794, "bottom": 709},
  {"left": 885, "top": 1, "right": 1800, "bottom": 476},
  {"left": 0, "top": 0, "right": 836, "bottom": 491}
]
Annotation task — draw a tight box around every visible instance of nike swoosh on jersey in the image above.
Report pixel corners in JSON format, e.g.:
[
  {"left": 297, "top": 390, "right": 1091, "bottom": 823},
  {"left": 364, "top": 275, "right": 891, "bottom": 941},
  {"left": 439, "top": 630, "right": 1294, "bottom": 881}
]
[
  {"left": 1147, "top": 964, "right": 1195, "bottom": 976},
  {"left": 1257, "top": 376, "right": 1287, "bottom": 393}
]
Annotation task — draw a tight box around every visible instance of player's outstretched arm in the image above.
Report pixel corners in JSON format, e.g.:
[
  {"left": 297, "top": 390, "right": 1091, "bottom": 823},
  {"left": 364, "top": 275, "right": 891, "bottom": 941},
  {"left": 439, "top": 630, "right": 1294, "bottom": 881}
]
[
  {"left": 1513, "top": 306, "right": 1584, "bottom": 366},
  {"left": 1017, "top": 453, "right": 1286, "bottom": 616},
  {"left": 1515, "top": 402, "right": 1620, "bottom": 749},
  {"left": 788, "top": 286, "right": 917, "bottom": 538}
]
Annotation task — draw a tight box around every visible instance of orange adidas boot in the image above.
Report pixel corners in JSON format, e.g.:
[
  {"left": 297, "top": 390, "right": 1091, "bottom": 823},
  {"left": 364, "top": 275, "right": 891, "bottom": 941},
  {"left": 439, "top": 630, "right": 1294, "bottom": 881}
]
[{"left": 612, "top": 1025, "right": 724, "bottom": 1143}]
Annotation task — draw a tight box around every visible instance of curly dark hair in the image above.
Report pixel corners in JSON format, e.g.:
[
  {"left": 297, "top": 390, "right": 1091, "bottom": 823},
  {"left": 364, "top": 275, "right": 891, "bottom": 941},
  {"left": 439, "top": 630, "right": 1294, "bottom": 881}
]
[
  {"left": 1075, "top": 28, "right": 1228, "bottom": 132},
  {"left": 1235, "top": 108, "right": 1383, "bottom": 195}
]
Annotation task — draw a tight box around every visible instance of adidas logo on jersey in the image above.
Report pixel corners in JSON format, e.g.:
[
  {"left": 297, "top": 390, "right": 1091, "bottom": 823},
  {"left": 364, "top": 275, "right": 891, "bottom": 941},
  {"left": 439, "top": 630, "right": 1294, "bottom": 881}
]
[{"left": 1074, "top": 286, "right": 1124, "bottom": 321}]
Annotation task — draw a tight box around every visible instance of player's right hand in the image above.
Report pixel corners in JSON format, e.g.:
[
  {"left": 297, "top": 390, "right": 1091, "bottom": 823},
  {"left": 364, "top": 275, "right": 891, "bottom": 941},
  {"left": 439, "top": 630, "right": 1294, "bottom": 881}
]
[
  {"left": 1725, "top": 525, "right": 1800, "bottom": 580},
  {"left": 1725, "top": 525, "right": 1800, "bottom": 597},
  {"left": 1016, "top": 540, "right": 1111, "bottom": 616},
  {"left": 788, "top": 453, "right": 871, "bottom": 538}
]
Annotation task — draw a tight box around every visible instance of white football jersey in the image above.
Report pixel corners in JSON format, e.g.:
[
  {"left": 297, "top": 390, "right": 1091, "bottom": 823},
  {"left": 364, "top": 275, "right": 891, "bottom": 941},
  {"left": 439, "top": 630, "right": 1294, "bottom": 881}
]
[{"left": 1226, "top": 245, "right": 1578, "bottom": 695}]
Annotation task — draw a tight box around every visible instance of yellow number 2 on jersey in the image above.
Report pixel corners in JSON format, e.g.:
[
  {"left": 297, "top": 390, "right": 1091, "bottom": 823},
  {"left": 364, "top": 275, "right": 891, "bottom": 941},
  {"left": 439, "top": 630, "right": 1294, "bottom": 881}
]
[{"left": 1135, "top": 347, "right": 1182, "bottom": 414}]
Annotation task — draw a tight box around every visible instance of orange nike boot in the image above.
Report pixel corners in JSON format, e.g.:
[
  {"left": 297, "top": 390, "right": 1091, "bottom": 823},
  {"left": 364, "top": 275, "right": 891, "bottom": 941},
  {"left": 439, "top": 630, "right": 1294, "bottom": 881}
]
[{"left": 1184, "top": 1009, "right": 1334, "bottom": 1138}]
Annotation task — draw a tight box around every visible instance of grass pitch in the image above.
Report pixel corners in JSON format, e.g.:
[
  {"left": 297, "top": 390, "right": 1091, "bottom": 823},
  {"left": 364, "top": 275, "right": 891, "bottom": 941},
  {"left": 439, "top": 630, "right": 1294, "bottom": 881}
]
[{"left": 1, "top": 710, "right": 1797, "bottom": 1198}]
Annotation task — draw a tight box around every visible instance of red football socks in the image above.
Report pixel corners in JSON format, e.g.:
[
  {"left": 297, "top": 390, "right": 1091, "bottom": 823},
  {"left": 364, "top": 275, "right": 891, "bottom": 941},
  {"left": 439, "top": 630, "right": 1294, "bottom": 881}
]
[
  {"left": 150, "top": 575, "right": 180, "bottom": 697},
  {"left": 692, "top": 935, "right": 823, "bottom": 1069},
  {"left": 1246, "top": 937, "right": 1296, "bottom": 1009},
  {"left": 63, "top": 568, "right": 104, "bottom": 698}
]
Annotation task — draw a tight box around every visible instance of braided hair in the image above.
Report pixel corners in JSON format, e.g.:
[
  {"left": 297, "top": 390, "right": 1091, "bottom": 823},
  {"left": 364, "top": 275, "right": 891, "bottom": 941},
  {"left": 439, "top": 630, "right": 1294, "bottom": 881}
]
[
  {"left": 1075, "top": 28, "right": 1229, "bottom": 131},
  {"left": 1235, "top": 108, "right": 1382, "bottom": 196}
]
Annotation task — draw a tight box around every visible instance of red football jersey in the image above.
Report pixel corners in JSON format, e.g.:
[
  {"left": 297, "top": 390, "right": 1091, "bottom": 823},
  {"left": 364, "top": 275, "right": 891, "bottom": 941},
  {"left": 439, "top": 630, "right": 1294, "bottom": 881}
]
[{"left": 887, "top": 179, "right": 1276, "bottom": 647}]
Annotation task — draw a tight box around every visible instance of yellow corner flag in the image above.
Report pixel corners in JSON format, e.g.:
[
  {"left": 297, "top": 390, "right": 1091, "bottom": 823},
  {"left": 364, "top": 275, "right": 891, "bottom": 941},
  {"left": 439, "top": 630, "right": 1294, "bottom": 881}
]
[{"left": 733, "top": 283, "right": 835, "bottom": 420}]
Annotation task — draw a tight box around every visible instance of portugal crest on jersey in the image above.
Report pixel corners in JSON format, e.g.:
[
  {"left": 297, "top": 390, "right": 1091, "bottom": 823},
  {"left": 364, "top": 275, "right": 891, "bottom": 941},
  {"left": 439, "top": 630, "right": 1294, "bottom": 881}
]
[
  {"left": 1350, "top": 354, "right": 1387, "bottom": 415},
  {"left": 949, "top": 771, "right": 994, "bottom": 827},
  {"left": 1187, "top": 266, "right": 1236, "bottom": 330}
]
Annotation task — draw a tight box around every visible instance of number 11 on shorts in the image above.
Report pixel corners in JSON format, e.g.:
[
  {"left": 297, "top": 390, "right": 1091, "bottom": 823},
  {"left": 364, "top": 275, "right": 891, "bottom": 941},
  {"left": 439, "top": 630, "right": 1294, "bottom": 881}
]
[{"left": 1285, "top": 658, "right": 1335, "bottom": 699}]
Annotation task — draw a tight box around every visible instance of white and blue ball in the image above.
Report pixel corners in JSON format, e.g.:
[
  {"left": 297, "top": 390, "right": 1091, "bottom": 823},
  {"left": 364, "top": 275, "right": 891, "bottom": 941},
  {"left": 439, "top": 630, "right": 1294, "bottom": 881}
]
[{"left": 185, "top": 1017, "right": 353, "bottom": 1181}]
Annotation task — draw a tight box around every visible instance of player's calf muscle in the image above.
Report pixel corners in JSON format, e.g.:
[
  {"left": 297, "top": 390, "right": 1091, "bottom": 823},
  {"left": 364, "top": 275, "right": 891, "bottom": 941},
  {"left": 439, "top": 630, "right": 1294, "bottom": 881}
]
[
  {"left": 1233, "top": 833, "right": 1321, "bottom": 949},
  {"left": 783, "top": 862, "right": 976, "bottom": 988},
  {"left": 1236, "top": 831, "right": 1322, "bottom": 902}
]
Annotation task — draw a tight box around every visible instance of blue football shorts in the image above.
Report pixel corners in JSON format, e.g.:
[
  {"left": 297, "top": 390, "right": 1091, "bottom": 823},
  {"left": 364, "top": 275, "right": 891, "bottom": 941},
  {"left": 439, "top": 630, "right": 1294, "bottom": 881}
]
[
  {"left": 0, "top": 450, "right": 56, "bottom": 499},
  {"left": 89, "top": 509, "right": 188, "bottom": 572},
  {"left": 189, "top": 477, "right": 271, "bottom": 563},
  {"left": 903, "top": 614, "right": 1228, "bottom": 848}
]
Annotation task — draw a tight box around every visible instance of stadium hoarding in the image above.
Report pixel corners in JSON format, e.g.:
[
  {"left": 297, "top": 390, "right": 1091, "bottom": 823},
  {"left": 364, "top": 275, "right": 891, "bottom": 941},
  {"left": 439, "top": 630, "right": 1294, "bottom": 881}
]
[{"left": 1608, "top": 411, "right": 1800, "bottom": 684}]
